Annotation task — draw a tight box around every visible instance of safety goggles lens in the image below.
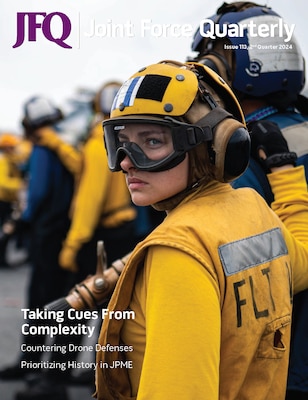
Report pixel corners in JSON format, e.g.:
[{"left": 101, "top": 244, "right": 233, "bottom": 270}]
[{"left": 104, "top": 120, "right": 182, "bottom": 172}]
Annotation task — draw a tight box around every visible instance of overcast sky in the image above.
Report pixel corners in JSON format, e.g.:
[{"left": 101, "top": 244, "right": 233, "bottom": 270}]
[{"left": 1, "top": 0, "right": 307, "bottom": 132}]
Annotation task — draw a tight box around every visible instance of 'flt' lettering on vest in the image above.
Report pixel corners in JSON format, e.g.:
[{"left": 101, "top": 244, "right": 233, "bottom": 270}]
[{"left": 233, "top": 262, "right": 292, "bottom": 327}]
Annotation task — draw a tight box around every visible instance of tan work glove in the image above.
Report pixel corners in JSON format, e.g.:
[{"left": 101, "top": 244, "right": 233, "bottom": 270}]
[{"left": 59, "top": 243, "right": 79, "bottom": 273}]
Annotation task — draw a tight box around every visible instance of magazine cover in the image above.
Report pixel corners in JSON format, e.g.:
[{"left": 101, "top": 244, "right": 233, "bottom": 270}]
[{"left": 0, "top": 1, "right": 307, "bottom": 399}]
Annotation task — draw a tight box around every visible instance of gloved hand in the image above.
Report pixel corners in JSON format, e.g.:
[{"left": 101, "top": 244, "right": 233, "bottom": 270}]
[
  {"left": 248, "top": 120, "right": 297, "bottom": 172},
  {"left": 59, "top": 244, "right": 79, "bottom": 273}
]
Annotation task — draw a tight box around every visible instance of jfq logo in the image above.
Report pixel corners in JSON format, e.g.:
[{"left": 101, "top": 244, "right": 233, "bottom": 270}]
[{"left": 13, "top": 12, "right": 72, "bottom": 49}]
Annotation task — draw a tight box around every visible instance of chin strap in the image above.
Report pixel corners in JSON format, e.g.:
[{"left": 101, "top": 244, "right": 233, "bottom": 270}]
[{"left": 152, "top": 174, "right": 210, "bottom": 212}]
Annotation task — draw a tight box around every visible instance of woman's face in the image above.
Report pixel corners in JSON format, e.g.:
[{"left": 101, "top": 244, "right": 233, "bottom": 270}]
[{"left": 118, "top": 123, "right": 189, "bottom": 206}]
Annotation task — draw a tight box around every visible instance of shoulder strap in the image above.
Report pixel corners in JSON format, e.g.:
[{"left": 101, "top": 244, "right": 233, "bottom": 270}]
[{"left": 248, "top": 158, "right": 274, "bottom": 205}]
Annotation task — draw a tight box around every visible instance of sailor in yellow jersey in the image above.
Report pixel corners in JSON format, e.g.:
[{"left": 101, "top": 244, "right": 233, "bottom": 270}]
[
  {"left": 0, "top": 133, "right": 24, "bottom": 267},
  {"left": 94, "top": 60, "right": 308, "bottom": 400}
]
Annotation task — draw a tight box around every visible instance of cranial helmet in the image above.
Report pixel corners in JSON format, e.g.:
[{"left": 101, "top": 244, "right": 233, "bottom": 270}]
[
  {"left": 0, "top": 133, "right": 20, "bottom": 149},
  {"left": 93, "top": 81, "right": 122, "bottom": 118},
  {"left": 22, "top": 96, "right": 63, "bottom": 131},
  {"left": 103, "top": 60, "right": 250, "bottom": 183},
  {"left": 191, "top": 2, "right": 305, "bottom": 109}
]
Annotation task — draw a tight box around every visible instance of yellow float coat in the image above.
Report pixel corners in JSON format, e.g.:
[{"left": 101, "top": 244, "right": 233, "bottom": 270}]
[{"left": 96, "top": 166, "right": 308, "bottom": 400}]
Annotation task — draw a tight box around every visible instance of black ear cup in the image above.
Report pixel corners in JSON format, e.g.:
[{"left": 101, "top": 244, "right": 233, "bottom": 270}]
[
  {"left": 212, "top": 118, "right": 251, "bottom": 182},
  {"left": 195, "top": 107, "right": 250, "bottom": 183}
]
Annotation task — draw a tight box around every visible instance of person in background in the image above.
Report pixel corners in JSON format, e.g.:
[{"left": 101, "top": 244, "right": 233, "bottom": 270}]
[
  {"left": 94, "top": 59, "right": 308, "bottom": 400},
  {"left": 20, "top": 96, "right": 75, "bottom": 312},
  {"left": 190, "top": 2, "right": 308, "bottom": 399},
  {"left": 0, "top": 96, "right": 76, "bottom": 400},
  {"left": 15, "top": 82, "right": 139, "bottom": 398},
  {"left": 0, "top": 133, "right": 24, "bottom": 267}
]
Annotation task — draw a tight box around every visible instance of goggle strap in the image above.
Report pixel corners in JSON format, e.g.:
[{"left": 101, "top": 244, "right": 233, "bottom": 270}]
[{"left": 196, "top": 108, "right": 232, "bottom": 138}]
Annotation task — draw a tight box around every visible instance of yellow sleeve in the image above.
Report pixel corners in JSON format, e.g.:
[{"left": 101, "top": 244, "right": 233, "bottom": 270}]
[
  {"left": 64, "top": 132, "right": 109, "bottom": 250},
  {"left": 268, "top": 166, "right": 308, "bottom": 293},
  {"left": 0, "top": 156, "right": 22, "bottom": 193},
  {"left": 54, "top": 141, "right": 82, "bottom": 177},
  {"left": 137, "top": 245, "right": 220, "bottom": 400}
]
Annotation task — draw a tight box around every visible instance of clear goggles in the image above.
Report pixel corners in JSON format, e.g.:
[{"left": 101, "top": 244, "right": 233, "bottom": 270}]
[{"left": 103, "top": 117, "right": 212, "bottom": 172}]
